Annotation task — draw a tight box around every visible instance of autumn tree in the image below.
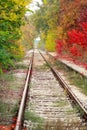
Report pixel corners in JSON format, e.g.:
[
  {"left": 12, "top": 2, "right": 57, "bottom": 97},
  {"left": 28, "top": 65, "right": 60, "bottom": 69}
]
[
  {"left": 0, "top": 0, "right": 32, "bottom": 72},
  {"left": 21, "top": 16, "right": 36, "bottom": 50},
  {"left": 56, "top": 0, "right": 87, "bottom": 62},
  {"left": 32, "top": 0, "right": 60, "bottom": 51}
]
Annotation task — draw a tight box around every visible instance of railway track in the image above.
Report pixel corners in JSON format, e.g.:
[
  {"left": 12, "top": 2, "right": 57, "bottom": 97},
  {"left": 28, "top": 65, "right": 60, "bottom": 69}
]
[
  {"left": 23, "top": 50, "right": 87, "bottom": 130},
  {"left": 1, "top": 49, "right": 87, "bottom": 129},
  {"left": 46, "top": 52, "right": 87, "bottom": 113},
  {"left": 40, "top": 51, "right": 87, "bottom": 119}
]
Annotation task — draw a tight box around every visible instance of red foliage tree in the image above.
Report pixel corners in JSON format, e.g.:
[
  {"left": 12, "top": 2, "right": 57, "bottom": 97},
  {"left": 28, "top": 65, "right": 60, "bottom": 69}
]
[
  {"left": 56, "top": 40, "right": 63, "bottom": 54},
  {"left": 56, "top": 1, "right": 87, "bottom": 63},
  {"left": 67, "top": 6, "right": 87, "bottom": 57}
]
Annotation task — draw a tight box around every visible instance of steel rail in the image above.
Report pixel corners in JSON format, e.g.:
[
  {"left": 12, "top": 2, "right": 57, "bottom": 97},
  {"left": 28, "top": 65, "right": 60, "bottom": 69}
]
[
  {"left": 39, "top": 51, "right": 87, "bottom": 119},
  {"left": 15, "top": 51, "right": 34, "bottom": 130}
]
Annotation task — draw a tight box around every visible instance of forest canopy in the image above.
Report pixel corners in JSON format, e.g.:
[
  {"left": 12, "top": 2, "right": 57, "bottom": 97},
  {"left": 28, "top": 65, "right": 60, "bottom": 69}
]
[{"left": 32, "top": 0, "right": 87, "bottom": 63}]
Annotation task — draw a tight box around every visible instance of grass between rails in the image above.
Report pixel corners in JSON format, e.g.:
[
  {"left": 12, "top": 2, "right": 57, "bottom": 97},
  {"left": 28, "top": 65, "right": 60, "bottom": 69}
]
[
  {"left": 24, "top": 110, "right": 44, "bottom": 130},
  {"left": 24, "top": 110, "right": 85, "bottom": 130},
  {"left": 35, "top": 63, "right": 49, "bottom": 71},
  {"left": 53, "top": 100, "right": 69, "bottom": 107},
  {"left": 24, "top": 62, "right": 85, "bottom": 130},
  {"left": 44, "top": 120, "right": 82, "bottom": 130},
  {"left": 54, "top": 60, "right": 87, "bottom": 95},
  {"left": 24, "top": 111, "right": 44, "bottom": 123}
]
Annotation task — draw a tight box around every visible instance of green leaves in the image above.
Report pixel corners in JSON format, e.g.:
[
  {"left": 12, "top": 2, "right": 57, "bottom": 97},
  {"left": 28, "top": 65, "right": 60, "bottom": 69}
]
[
  {"left": 32, "top": 0, "right": 60, "bottom": 51},
  {"left": 0, "top": 48, "right": 13, "bottom": 69},
  {"left": 0, "top": 0, "right": 31, "bottom": 72}
]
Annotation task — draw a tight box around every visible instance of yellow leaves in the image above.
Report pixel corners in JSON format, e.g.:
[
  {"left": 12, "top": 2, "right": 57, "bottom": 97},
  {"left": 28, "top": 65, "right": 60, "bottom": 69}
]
[
  {"left": 0, "top": 0, "right": 33, "bottom": 71},
  {"left": 9, "top": 39, "right": 25, "bottom": 58},
  {"left": 1, "top": 6, "right": 17, "bottom": 21},
  {"left": 43, "top": 0, "right": 47, "bottom": 4},
  {"left": 18, "top": 44, "right": 25, "bottom": 57},
  {"left": 1, "top": 10, "right": 6, "bottom": 18},
  {"left": 13, "top": 0, "right": 31, "bottom": 7},
  {"left": 1, "top": 11, "right": 17, "bottom": 21},
  {"left": 48, "top": 19, "right": 55, "bottom": 29},
  {"left": 41, "top": 32, "right": 46, "bottom": 40},
  {"left": 0, "top": 0, "right": 31, "bottom": 22},
  {"left": 45, "top": 29, "right": 57, "bottom": 51},
  {"left": 9, "top": 13, "right": 17, "bottom": 21}
]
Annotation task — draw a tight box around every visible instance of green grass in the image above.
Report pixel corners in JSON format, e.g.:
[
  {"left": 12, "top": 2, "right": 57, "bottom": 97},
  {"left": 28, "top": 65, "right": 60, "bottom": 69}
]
[
  {"left": 24, "top": 110, "right": 86, "bottom": 130},
  {"left": 43, "top": 119, "right": 81, "bottom": 130},
  {"left": 54, "top": 60, "right": 87, "bottom": 95},
  {"left": 53, "top": 100, "right": 68, "bottom": 107},
  {"left": 0, "top": 101, "right": 9, "bottom": 113},
  {"left": 24, "top": 110, "right": 43, "bottom": 123},
  {"left": 0, "top": 72, "right": 14, "bottom": 82},
  {"left": 0, "top": 72, "right": 15, "bottom": 90},
  {"left": 74, "top": 104, "right": 85, "bottom": 117},
  {"left": 0, "top": 72, "right": 21, "bottom": 91},
  {"left": 0, "top": 72, "right": 23, "bottom": 117},
  {"left": 40, "top": 63, "right": 49, "bottom": 69},
  {"left": 14, "top": 64, "right": 28, "bottom": 69},
  {"left": 0, "top": 101, "right": 19, "bottom": 115},
  {"left": 35, "top": 63, "right": 49, "bottom": 71},
  {"left": 11, "top": 103, "right": 19, "bottom": 114},
  {"left": 24, "top": 110, "right": 44, "bottom": 130},
  {"left": 0, "top": 101, "right": 12, "bottom": 124},
  {"left": 67, "top": 71, "right": 87, "bottom": 95},
  {"left": 66, "top": 108, "right": 77, "bottom": 114}
]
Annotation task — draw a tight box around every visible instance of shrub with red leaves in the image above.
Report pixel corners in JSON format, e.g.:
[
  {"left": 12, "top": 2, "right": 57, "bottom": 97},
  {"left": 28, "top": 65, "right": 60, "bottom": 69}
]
[
  {"left": 56, "top": 40, "right": 63, "bottom": 54},
  {"left": 67, "top": 20, "right": 87, "bottom": 57},
  {"left": 69, "top": 46, "right": 82, "bottom": 57},
  {"left": 67, "top": 6, "right": 87, "bottom": 57}
]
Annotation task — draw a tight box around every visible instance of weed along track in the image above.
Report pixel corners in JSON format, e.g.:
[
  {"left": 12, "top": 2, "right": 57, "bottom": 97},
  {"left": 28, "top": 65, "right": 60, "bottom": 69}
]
[
  {"left": 24, "top": 50, "right": 87, "bottom": 130},
  {"left": 0, "top": 50, "right": 34, "bottom": 130}
]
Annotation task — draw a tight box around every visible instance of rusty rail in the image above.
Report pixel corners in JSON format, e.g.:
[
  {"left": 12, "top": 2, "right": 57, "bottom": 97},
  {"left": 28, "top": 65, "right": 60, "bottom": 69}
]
[
  {"left": 39, "top": 51, "right": 87, "bottom": 120},
  {"left": 15, "top": 51, "right": 34, "bottom": 130}
]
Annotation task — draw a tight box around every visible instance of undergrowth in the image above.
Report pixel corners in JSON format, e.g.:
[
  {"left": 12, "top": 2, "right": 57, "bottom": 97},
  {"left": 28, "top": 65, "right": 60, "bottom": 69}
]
[
  {"left": 0, "top": 102, "right": 9, "bottom": 113},
  {"left": 24, "top": 110, "right": 43, "bottom": 123},
  {"left": 24, "top": 110, "right": 44, "bottom": 130},
  {"left": 54, "top": 60, "right": 87, "bottom": 95}
]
